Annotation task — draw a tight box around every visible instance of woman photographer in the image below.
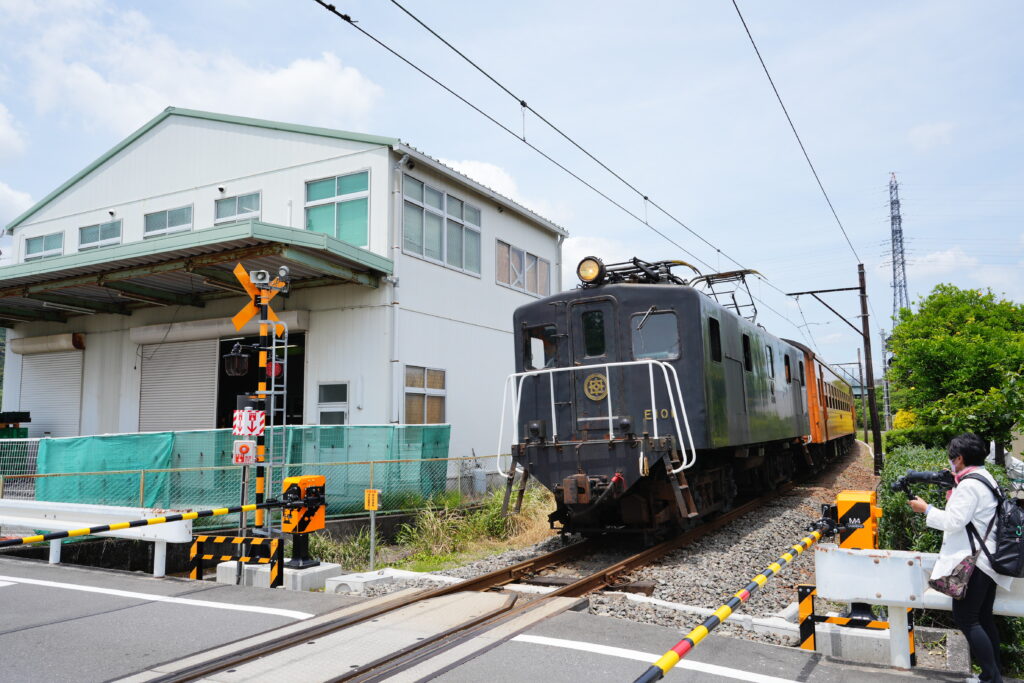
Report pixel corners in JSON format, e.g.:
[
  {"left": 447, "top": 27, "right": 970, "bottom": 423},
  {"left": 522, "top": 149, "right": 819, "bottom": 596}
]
[{"left": 908, "top": 433, "right": 1011, "bottom": 682}]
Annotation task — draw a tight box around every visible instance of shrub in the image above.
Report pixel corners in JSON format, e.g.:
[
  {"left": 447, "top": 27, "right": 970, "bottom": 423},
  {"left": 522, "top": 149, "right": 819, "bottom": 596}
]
[
  {"left": 892, "top": 409, "right": 916, "bottom": 430},
  {"left": 884, "top": 425, "right": 955, "bottom": 451}
]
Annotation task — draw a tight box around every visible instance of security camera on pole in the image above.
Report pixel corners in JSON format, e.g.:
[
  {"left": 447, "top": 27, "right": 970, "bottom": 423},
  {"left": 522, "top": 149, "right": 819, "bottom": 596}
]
[{"left": 224, "top": 263, "right": 291, "bottom": 538}]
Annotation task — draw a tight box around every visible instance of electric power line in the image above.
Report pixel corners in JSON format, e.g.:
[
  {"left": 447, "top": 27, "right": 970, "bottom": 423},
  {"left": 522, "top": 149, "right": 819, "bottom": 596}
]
[
  {"left": 311, "top": 0, "right": 813, "bottom": 337},
  {"left": 731, "top": 0, "right": 861, "bottom": 264}
]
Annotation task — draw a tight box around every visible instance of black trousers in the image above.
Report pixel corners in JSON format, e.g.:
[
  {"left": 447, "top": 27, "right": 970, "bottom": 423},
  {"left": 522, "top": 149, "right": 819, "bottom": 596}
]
[{"left": 952, "top": 568, "right": 1001, "bottom": 683}]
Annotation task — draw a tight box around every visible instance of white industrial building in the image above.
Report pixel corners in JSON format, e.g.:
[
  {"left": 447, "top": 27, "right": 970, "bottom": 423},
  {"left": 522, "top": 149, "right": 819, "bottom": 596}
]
[{"left": 0, "top": 107, "right": 565, "bottom": 460}]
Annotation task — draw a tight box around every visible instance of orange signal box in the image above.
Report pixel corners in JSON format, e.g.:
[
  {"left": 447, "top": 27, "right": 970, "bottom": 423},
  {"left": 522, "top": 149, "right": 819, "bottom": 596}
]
[
  {"left": 281, "top": 475, "right": 326, "bottom": 534},
  {"left": 836, "top": 490, "right": 883, "bottom": 550}
]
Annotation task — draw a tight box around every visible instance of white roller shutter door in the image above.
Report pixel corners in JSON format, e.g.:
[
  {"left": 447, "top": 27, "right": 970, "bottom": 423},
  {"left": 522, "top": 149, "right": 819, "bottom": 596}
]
[
  {"left": 139, "top": 339, "right": 218, "bottom": 432},
  {"left": 20, "top": 351, "right": 83, "bottom": 437}
]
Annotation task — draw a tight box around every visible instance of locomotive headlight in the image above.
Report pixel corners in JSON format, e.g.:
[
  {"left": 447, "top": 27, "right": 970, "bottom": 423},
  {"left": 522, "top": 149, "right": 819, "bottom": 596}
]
[{"left": 577, "top": 256, "right": 606, "bottom": 285}]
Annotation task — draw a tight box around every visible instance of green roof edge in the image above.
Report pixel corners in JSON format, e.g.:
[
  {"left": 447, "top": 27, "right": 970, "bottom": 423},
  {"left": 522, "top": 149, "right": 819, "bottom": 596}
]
[
  {"left": 5, "top": 107, "right": 400, "bottom": 234},
  {"left": 0, "top": 219, "right": 392, "bottom": 281}
]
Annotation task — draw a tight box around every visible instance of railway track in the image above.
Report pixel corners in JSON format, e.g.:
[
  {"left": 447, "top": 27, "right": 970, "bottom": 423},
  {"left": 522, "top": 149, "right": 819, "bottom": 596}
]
[{"left": 145, "top": 483, "right": 796, "bottom": 683}]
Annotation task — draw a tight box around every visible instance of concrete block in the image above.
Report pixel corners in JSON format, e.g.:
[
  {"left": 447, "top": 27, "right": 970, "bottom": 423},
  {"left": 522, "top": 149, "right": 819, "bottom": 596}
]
[
  {"left": 216, "top": 560, "right": 342, "bottom": 591},
  {"left": 813, "top": 621, "right": 891, "bottom": 665},
  {"left": 325, "top": 568, "right": 462, "bottom": 594}
]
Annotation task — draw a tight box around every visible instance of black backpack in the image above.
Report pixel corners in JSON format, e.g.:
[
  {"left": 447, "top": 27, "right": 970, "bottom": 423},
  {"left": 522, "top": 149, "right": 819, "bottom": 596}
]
[{"left": 964, "top": 473, "right": 1024, "bottom": 578}]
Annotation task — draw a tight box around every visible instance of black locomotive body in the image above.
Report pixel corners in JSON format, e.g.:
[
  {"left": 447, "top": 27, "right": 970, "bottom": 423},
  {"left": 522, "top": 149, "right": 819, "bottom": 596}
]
[{"left": 505, "top": 258, "right": 853, "bottom": 538}]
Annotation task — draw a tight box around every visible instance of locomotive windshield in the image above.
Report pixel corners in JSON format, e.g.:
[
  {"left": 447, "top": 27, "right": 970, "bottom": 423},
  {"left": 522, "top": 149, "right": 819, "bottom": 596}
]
[
  {"left": 631, "top": 310, "right": 679, "bottom": 360},
  {"left": 524, "top": 325, "right": 558, "bottom": 370}
]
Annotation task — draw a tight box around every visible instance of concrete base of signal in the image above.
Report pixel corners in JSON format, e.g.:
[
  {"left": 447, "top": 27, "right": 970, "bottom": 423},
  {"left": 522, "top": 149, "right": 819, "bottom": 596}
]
[{"left": 216, "top": 559, "right": 342, "bottom": 591}]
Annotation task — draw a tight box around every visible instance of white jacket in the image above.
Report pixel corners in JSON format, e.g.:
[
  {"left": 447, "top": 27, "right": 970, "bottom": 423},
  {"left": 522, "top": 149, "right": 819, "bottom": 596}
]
[{"left": 925, "top": 468, "right": 1014, "bottom": 591}]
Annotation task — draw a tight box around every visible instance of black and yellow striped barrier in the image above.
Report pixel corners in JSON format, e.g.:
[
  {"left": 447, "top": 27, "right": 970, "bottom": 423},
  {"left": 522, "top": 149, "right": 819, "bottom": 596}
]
[
  {"left": 0, "top": 501, "right": 279, "bottom": 549},
  {"left": 190, "top": 535, "right": 284, "bottom": 588},
  {"left": 633, "top": 528, "right": 825, "bottom": 683},
  {"left": 798, "top": 584, "right": 916, "bottom": 665}
]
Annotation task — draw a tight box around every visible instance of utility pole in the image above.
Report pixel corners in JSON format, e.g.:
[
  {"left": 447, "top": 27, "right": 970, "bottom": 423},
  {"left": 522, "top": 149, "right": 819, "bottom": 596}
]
[
  {"left": 858, "top": 348, "right": 867, "bottom": 443},
  {"left": 787, "top": 263, "right": 884, "bottom": 474},
  {"left": 880, "top": 328, "right": 893, "bottom": 431}
]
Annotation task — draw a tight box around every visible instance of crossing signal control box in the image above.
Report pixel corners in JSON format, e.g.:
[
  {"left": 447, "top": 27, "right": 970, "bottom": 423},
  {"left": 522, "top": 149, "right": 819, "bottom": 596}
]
[
  {"left": 831, "top": 490, "right": 883, "bottom": 550},
  {"left": 281, "top": 475, "right": 326, "bottom": 534}
]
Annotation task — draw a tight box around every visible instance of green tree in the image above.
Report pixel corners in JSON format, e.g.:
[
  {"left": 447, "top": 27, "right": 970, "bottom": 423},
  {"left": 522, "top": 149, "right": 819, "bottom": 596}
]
[{"left": 887, "top": 284, "right": 1024, "bottom": 451}]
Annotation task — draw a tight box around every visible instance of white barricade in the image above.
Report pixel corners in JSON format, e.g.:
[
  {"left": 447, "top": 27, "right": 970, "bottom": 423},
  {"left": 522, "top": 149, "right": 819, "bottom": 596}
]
[
  {"left": 814, "top": 543, "right": 1024, "bottom": 668},
  {"left": 0, "top": 499, "right": 192, "bottom": 577}
]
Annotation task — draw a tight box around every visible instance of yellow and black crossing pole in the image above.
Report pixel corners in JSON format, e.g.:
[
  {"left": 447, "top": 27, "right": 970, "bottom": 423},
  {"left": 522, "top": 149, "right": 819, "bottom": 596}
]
[
  {"left": 632, "top": 515, "right": 850, "bottom": 683},
  {"left": 0, "top": 502, "right": 280, "bottom": 550}
]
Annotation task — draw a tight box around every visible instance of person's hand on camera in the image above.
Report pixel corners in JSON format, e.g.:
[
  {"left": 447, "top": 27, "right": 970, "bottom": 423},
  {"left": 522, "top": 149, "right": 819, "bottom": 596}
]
[{"left": 907, "top": 496, "right": 929, "bottom": 514}]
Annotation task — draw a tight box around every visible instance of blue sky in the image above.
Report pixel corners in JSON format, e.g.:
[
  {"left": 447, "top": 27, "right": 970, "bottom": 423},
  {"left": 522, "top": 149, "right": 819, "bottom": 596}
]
[{"left": 0, "top": 0, "right": 1021, "bottom": 378}]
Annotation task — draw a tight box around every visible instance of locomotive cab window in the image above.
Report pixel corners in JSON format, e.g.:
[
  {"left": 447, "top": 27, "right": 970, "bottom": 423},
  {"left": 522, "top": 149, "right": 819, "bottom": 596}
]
[
  {"left": 632, "top": 311, "right": 679, "bottom": 360},
  {"left": 784, "top": 354, "right": 792, "bottom": 384},
  {"left": 742, "top": 334, "right": 752, "bottom": 371},
  {"left": 765, "top": 345, "right": 775, "bottom": 378},
  {"left": 581, "top": 310, "right": 606, "bottom": 357},
  {"left": 525, "top": 325, "right": 558, "bottom": 370},
  {"left": 799, "top": 360, "right": 805, "bottom": 386},
  {"left": 708, "top": 317, "right": 722, "bottom": 363}
]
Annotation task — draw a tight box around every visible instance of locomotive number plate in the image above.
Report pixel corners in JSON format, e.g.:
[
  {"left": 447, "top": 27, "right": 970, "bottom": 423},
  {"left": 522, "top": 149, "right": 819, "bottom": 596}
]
[{"left": 583, "top": 373, "right": 609, "bottom": 401}]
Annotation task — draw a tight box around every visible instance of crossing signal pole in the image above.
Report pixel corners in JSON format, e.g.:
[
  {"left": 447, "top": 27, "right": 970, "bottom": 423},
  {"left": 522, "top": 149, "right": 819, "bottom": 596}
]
[{"left": 787, "top": 264, "right": 884, "bottom": 474}]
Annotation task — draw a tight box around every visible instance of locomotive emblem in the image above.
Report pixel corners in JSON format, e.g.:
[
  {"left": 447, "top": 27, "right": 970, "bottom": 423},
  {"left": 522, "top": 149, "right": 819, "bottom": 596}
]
[{"left": 584, "top": 373, "right": 608, "bottom": 401}]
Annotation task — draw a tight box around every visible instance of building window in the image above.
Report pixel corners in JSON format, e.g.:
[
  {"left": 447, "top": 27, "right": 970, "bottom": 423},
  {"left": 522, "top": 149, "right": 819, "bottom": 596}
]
[
  {"left": 144, "top": 205, "right": 193, "bottom": 237},
  {"left": 402, "top": 175, "right": 481, "bottom": 274},
  {"left": 79, "top": 219, "right": 121, "bottom": 251},
  {"left": 305, "top": 171, "right": 369, "bottom": 248},
  {"left": 708, "top": 317, "right": 722, "bottom": 363},
  {"left": 215, "top": 192, "right": 260, "bottom": 223},
  {"left": 24, "top": 232, "right": 64, "bottom": 261},
  {"left": 405, "top": 366, "right": 446, "bottom": 424},
  {"left": 317, "top": 383, "right": 349, "bottom": 425},
  {"left": 742, "top": 334, "right": 752, "bottom": 372},
  {"left": 632, "top": 311, "right": 678, "bottom": 360},
  {"left": 496, "top": 240, "right": 550, "bottom": 296}
]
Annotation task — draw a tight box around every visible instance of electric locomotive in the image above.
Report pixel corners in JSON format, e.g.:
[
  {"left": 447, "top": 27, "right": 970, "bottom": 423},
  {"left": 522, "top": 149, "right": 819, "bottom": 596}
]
[{"left": 501, "top": 257, "right": 855, "bottom": 538}]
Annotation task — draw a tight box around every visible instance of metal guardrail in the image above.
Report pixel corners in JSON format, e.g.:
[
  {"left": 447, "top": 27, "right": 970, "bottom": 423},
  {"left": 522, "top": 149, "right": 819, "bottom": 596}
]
[{"left": 497, "top": 359, "right": 696, "bottom": 477}]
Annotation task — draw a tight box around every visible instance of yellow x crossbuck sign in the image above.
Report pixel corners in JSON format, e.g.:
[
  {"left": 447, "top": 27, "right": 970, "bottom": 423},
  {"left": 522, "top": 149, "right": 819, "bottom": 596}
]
[{"left": 231, "top": 263, "right": 286, "bottom": 335}]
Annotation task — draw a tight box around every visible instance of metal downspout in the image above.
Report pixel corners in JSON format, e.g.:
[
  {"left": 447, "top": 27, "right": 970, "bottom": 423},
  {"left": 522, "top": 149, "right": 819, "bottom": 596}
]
[{"left": 389, "top": 153, "right": 405, "bottom": 423}]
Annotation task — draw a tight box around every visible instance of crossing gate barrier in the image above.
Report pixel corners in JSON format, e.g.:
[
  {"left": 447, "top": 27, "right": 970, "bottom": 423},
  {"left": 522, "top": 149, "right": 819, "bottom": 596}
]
[
  {"left": 189, "top": 535, "right": 284, "bottom": 588},
  {"left": 797, "top": 584, "right": 916, "bottom": 665}
]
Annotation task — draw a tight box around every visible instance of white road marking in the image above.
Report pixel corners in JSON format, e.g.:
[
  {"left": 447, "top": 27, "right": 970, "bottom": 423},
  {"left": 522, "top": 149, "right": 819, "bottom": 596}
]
[
  {"left": 0, "top": 574, "right": 314, "bottom": 620},
  {"left": 0, "top": 581, "right": 14, "bottom": 588},
  {"left": 513, "top": 634, "right": 799, "bottom": 683}
]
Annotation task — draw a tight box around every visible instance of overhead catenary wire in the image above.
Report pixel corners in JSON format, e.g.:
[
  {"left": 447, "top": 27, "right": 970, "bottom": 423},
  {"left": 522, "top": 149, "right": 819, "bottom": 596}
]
[
  {"left": 385, "top": 0, "right": 760, "bottom": 283},
  {"left": 310, "top": 1, "right": 813, "bottom": 338},
  {"left": 730, "top": 0, "right": 861, "bottom": 264}
]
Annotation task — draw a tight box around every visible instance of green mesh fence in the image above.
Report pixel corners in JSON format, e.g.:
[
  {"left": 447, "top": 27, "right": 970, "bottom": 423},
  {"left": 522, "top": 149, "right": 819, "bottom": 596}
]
[{"left": 0, "top": 426, "right": 455, "bottom": 524}]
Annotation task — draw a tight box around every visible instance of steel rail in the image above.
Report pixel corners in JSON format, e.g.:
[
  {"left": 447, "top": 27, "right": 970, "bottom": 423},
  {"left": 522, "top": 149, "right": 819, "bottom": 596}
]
[
  {"left": 342, "top": 485, "right": 796, "bottom": 682},
  {"left": 149, "top": 537, "right": 598, "bottom": 682}
]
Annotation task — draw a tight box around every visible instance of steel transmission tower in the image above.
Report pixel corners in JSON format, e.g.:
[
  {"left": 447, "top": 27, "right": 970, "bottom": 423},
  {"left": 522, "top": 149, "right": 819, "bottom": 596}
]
[{"left": 889, "top": 172, "right": 910, "bottom": 321}]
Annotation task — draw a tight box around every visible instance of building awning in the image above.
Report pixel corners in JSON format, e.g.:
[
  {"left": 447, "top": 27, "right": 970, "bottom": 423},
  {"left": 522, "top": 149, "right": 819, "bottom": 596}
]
[{"left": 0, "top": 220, "right": 392, "bottom": 325}]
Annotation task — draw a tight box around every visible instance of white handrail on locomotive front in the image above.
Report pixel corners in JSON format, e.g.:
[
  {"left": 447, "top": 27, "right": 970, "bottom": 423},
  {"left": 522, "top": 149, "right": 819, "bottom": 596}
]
[{"left": 495, "top": 359, "right": 696, "bottom": 477}]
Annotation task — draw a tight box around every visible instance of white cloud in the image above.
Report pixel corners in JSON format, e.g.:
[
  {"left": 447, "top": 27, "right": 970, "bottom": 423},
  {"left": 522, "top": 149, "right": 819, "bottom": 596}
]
[
  {"left": 0, "top": 180, "right": 33, "bottom": 264},
  {"left": 0, "top": 104, "right": 26, "bottom": 160},
  {"left": 908, "top": 122, "right": 954, "bottom": 152},
  {"left": 0, "top": 180, "right": 32, "bottom": 225},
  {"left": 909, "top": 246, "right": 978, "bottom": 279},
  {"left": 438, "top": 158, "right": 568, "bottom": 225},
  {"left": 11, "top": 3, "right": 383, "bottom": 135}
]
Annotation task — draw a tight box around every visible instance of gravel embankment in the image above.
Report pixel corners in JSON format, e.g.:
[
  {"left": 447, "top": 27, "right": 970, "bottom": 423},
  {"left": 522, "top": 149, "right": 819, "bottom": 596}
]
[{"left": 362, "top": 441, "right": 880, "bottom": 650}]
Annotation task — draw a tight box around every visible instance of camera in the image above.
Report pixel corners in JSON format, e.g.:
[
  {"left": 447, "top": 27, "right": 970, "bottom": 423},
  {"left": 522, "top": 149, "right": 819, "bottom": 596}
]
[{"left": 890, "top": 469, "right": 956, "bottom": 498}]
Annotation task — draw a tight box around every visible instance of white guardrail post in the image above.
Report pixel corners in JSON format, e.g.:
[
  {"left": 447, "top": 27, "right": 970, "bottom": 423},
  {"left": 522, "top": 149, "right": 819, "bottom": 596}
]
[{"left": 813, "top": 544, "right": 1024, "bottom": 667}]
